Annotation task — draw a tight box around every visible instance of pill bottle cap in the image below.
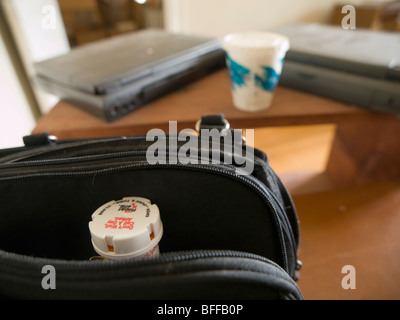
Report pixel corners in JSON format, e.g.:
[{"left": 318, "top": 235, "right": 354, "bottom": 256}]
[{"left": 89, "top": 197, "right": 163, "bottom": 260}]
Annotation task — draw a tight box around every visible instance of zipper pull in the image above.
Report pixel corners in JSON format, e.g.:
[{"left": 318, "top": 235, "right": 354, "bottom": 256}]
[
  {"left": 23, "top": 132, "right": 57, "bottom": 147},
  {"left": 195, "top": 114, "right": 230, "bottom": 132},
  {"left": 294, "top": 260, "right": 302, "bottom": 281},
  {"left": 195, "top": 114, "right": 247, "bottom": 144}
]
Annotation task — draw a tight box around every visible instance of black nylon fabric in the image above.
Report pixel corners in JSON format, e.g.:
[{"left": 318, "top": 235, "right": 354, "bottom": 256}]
[
  {"left": 0, "top": 167, "right": 280, "bottom": 263},
  {"left": 0, "top": 250, "right": 303, "bottom": 300}
]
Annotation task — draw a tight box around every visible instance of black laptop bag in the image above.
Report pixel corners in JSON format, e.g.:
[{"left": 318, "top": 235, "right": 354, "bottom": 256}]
[{"left": 0, "top": 115, "right": 303, "bottom": 300}]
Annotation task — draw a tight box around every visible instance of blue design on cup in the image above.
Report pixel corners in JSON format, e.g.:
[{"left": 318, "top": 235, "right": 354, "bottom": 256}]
[
  {"left": 254, "top": 66, "right": 280, "bottom": 92},
  {"left": 225, "top": 53, "right": 282, "bottom": 92},
  {"left": 225, "top": 53, "right": 250, "bottom": 90}
]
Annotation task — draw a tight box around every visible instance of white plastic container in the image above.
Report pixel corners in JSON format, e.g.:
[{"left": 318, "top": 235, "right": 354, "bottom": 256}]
[{"left": 89, "top": 197, "right": 163, "bottom": 260}]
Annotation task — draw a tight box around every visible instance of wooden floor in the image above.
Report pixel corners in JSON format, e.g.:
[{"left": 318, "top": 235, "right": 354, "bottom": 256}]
[{"left": 254, "top": 125, "right": 400, "bottom": 300}]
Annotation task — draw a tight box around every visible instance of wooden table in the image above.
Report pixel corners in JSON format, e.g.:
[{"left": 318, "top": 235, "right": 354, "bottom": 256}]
[{"left": 34, "top": 68, "right": 400, "bottom": 189}]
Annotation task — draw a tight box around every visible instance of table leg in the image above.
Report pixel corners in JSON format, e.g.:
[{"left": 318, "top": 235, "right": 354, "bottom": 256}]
[{"left": 326, "top": 115, "right": 400, "bottom": 188}]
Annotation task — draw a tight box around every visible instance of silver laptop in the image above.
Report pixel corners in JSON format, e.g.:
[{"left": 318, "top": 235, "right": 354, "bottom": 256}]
[
  {"left": 34, "top": 29, "right": 225, "bottom": 121},
  {"left": 273, "top": 23, "right": 400, "bottom": 114}
]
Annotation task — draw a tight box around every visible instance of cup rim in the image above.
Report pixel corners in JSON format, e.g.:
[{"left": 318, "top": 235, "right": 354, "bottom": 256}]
[{"left": 223, "top": 31, "right": 290, "bottom": 52}]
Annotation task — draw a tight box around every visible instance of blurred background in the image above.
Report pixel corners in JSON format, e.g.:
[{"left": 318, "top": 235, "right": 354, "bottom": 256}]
[{"left": 0, "top": 0, "right": 399, "bottom": 148}]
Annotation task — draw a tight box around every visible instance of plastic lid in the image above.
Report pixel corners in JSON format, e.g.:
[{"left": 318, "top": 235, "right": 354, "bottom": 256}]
[{"left": 89, "top": 197, "right": 163, "bottom": 260}]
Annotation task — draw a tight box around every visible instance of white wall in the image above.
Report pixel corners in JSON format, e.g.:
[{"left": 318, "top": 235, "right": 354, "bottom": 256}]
[
  {"left": 0, "top": 33, "right": 36, "bottom": 148},
  {"left": 164, "top": 0, "right": 377, "bottom": 37},
  {"left": 0, "top": 0, "right": 69, "bottom": 149},
  {"left": 2, "top": 0, "right": 70, "bottom": 114}
]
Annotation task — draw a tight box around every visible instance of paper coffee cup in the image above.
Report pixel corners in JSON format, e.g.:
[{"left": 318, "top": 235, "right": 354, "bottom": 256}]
[{"left": 223, "top": 32, "right": 290, "bottom": 112}]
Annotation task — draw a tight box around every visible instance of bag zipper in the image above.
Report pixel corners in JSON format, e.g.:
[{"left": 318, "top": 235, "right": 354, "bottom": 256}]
[
  {"left": 0, "top": 248, "right": 303, "bottom": 299},
  {"left": 0, "top": 248, "right": 300, "bottom": 294},
  {"left": 0, "top": 248, "right": 283, "bottom": 270}
]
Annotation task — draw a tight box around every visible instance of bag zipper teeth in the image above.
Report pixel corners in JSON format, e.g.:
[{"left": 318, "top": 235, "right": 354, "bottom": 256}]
[
  {"left": 253, "top": 156, "right": 299, "bottom": 251},
  {"left": 0, "top": 248, "right": 303, "bottom": 299},
  {"left": 0, "top": 149, "right": 241, "bottom": 171},
  {"left": 159, "top": 250, "right": 299, "bottom": 293},
  {"left": 0, "top": 248, "right": 285, "bottom": 274},
  {"left": 125, "top": 250, "right": 286, "bottom": 270},
  {"left": 0, "top": 150, "right": 149, "bottom": 168},
  {"left": 274, "top": 173, "right": 300, "bottom": 247}
]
